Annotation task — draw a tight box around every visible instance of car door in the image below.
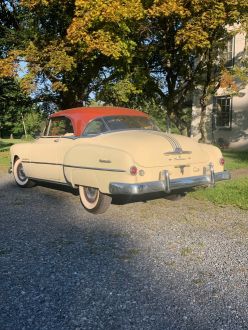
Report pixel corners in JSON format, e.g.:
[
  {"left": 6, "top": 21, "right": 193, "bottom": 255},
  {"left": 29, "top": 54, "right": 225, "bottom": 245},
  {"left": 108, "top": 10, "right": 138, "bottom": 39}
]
[{"left": 27, "top": 116, "right": 75, "bottom": 182}]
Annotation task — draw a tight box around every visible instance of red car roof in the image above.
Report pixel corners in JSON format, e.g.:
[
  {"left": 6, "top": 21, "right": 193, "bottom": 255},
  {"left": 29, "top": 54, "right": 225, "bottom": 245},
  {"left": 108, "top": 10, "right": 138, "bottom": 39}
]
[{"left": 50, "top": 106, "right": 148, "bottom": 136}]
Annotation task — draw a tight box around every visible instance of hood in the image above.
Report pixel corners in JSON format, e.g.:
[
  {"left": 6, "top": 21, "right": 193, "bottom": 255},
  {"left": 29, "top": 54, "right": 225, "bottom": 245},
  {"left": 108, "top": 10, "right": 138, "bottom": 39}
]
[{"left": 95, "top": 130, "right": 209, "bottom": 167}]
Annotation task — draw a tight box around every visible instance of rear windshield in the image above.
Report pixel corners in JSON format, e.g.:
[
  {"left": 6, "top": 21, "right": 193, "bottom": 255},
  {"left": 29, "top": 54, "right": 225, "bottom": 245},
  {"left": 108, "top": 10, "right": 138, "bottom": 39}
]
[
  {"left": 83, "top": 115, "right": 159, "bottom": 136},
  {"left": 104, "top": 116, "right": 158, "bottom": 131}
]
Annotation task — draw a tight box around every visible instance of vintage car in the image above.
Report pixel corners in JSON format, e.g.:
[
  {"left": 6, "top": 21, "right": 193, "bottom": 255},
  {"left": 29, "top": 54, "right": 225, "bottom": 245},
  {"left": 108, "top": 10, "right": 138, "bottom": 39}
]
[{"left": 10, "top": 106, "right": 230, "bottom": 214}]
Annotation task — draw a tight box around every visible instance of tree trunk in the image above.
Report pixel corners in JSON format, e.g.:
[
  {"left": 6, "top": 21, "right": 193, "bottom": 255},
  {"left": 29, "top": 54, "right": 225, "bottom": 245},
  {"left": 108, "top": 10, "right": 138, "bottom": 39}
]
[{"left": 198, "top": 95, "right": 208, "bottom": 143}]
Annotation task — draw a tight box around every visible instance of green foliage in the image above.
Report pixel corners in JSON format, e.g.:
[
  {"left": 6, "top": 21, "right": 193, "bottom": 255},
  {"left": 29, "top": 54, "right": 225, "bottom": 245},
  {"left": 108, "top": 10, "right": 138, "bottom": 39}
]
[
  {"left": 0, "top": 78, "right": 34, "bottom": 138},
  {"left": 12, "top": 110, "right": 44, "bottom": 136},
  {"left": 98, "top": 77, "right": 142, "bottom": 105},
  {"left": 25, "top": 111, "right": 45, "bottom": 134},
  {"left": 1, "top": 0, "right": 248, "bottom": 132},
  {"left": 136, "top": 99, "right": 168, "bottom": 132}
]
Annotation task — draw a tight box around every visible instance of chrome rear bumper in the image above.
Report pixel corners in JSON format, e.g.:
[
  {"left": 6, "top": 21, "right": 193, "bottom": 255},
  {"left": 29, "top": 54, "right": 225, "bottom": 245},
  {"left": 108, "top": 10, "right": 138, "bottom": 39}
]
[{"left": 109, "top": 170, "right": 231, "bottom": 195}]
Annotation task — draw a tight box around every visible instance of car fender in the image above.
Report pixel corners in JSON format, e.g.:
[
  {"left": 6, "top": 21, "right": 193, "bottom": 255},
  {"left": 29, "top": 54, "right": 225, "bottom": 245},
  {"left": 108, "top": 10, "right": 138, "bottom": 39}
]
[
  {"left": 10, "top": 143, "right": 31, "bottom": 175},
  {"left": 63, "top": 144, "right": 135, "bottom": 193}
]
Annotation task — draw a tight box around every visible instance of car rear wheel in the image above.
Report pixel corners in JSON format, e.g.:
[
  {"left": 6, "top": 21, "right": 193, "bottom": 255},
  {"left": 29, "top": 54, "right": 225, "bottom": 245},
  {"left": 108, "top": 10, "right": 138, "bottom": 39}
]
[
  {"left": 79, "top": 186, "right": 112, "bottom": 214},
  {"left": 13, "top": 158, "right": 35, "bottom": 188}
]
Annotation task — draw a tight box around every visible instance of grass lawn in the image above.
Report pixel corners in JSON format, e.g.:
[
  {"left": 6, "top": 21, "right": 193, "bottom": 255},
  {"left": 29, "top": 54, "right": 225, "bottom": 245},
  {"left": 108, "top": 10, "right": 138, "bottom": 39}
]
[
  {"left": 0, "top": 138, "right": 25, "bottom": 150},
  {"left": 223, "top": 150, "right": 248, "bottom": 170},
  {"left": 0, "top": 138, "right": 31, "bottom": 167},
  {"left": 0, "top": 151, "right": 10, "bottom": 167},
  {"left": 190, "top": 177, "right": 248, "bottom": 210},
  {"left": 190, "top": 150, "right": 248, "bottom": 209}
]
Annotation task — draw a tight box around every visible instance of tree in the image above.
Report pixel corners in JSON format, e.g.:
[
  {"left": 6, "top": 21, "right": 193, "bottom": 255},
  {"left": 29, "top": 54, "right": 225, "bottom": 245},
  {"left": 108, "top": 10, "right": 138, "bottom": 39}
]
[
  {"left": 10, "top": 0, "right": 144, "bottom": 109},
  {"left": 0, "top": 0, "right": 248, "bottom": 137},
  {"left": 90, "top": 0, "right": 248, "bottom": 135},
  {"left": 0, "top": 1, "right": 41, "bottom": 137},
  {"left": 143, "top": 0, "right": 248, "bottom": 138},
  {"left": 12, "top": 109, "right": 44, "bottom": 137},
  {"left": 0, "top": 78, "right": 34, "bottom": 137}
]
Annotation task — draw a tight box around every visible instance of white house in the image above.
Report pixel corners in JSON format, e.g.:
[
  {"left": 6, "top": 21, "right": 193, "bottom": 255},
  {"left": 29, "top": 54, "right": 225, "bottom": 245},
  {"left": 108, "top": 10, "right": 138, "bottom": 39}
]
[{"left": 191, "top": 30, "right": 248, "bottom": 150}]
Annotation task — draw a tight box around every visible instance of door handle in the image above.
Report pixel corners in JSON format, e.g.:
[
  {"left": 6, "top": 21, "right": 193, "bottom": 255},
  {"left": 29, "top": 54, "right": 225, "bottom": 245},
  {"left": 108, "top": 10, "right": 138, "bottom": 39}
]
[{"left": 54, "top": 138, "right": 59, "bottom": 142}]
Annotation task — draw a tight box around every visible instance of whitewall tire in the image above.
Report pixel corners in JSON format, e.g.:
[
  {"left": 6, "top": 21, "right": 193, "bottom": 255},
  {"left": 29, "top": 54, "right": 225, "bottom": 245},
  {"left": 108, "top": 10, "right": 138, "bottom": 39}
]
[
  {"left": 79, "top": 186, "right": 112, "bottom": 214},
  {"left": 13, "top": 158, "right": 35, "bottom": 188}
]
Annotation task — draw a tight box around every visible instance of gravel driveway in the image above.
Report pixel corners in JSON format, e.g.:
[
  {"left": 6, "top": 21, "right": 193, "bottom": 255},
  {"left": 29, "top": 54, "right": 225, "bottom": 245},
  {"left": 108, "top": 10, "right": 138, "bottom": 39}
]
[{"left": 0, "top": 170, "right": 248, "bottom": 330}]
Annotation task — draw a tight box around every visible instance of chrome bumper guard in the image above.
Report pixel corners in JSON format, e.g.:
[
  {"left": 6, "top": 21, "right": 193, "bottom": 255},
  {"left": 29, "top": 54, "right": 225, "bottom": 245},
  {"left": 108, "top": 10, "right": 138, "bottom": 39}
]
[{"left": 109, "top": 170, "right": 231, "bottom": 195}]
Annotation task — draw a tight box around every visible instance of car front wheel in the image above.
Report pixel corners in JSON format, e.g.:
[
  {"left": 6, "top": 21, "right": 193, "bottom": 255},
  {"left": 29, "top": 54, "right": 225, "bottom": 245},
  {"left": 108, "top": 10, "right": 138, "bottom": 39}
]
[
  {"left": 79, "top": 186, "right": 112, "bottom": 214},
  {"left": 13, "top": 158, "right": 35, "bottom": 188}
]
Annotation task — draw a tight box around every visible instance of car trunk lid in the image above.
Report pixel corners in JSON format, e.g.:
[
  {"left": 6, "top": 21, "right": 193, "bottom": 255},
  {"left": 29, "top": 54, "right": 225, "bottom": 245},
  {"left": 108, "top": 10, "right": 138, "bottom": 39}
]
[{"left": 96, "top": 130, "right": 209, "bottom": 168}]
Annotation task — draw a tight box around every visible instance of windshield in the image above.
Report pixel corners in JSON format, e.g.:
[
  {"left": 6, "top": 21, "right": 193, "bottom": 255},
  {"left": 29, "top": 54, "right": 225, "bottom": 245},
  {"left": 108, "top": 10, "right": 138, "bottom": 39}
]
[{"left": 103, "top": 116, "right": 159, "bottom": 131}]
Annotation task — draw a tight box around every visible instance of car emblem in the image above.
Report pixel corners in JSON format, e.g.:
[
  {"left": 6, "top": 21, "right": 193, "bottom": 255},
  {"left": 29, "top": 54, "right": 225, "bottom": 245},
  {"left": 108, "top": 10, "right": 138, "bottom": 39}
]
[
  {"left": 179, "top": 165, "right": 185, "bottom": 175},
  {"left": 164, "top": 149, "right": 192, "bottom": 156},
  {"left": 174, "top": 164, "right": 190, "bottom": 175},
  {"left": 175, "top": 147, "right": 183, "bottom": 154}
]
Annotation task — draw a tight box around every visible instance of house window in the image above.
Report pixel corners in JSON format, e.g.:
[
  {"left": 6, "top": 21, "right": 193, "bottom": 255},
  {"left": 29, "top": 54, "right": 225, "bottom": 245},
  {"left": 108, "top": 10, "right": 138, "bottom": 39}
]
[
  {"left": 213, "top": 96, "right": 232, "bottom": 129},
  {"left": 245, "top": 34, "right": 248, "bottom": 55},
  {"left": 223, "top": 37, "right": 235, "bottom": 68}
]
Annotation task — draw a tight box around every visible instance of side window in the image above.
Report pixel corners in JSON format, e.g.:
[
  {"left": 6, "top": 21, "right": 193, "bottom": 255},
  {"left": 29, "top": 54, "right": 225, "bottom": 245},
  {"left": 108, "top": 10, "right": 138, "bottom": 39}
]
[
  {"left": 83, "top": 119, "right": 108, "bottom": 136},
  {"left": 46, "top": 117, "right": 74, "bottom": 136}
]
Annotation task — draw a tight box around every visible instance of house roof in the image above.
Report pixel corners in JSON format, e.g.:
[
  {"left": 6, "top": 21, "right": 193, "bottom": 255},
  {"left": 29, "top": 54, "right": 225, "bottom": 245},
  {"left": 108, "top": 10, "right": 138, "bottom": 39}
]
[{"left": 50, "top": 106, "right": 148, "bottom": 136}]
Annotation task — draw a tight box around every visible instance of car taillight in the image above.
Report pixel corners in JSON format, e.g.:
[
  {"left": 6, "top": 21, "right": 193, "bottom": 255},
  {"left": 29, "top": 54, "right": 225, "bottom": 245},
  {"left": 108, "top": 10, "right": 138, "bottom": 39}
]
[
  {"left": 219, "top": 158, "right": 225, "bottom": 166},
  {"left": 130, "top": 166, "right": 138, "bottom": 176}
]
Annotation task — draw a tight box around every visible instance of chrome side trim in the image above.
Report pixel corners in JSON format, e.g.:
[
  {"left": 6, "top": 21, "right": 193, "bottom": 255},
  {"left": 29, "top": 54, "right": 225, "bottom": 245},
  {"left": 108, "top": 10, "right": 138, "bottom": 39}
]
[
  {"left": 109, "top": 171, "right": 230, "bottom": 195},
  {"left": 21, "top": 161, "right": 125, "bottom": 173},
  {"left": 39, "top": 136, "right": 77, "bottom": 140},
  {"left": 164, "top": 135, "right": 178, "bottom": 150},
  {"left": 22, "top": 161, "right": 62, "bottom": 166},
  {"left": 63, "top": 164, "right": 125, "bottom": 173}
]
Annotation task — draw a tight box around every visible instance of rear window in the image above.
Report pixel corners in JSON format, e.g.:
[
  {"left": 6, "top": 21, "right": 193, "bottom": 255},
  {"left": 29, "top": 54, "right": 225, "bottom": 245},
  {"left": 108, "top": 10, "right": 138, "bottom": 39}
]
[
  {"left": 104, "top": 116, "right": 158, "bottom": 131},
  {"left": 83, "top": 115, "right": 159, "bottom": 136},
  {"left": 83, "top": 118, "right": 108, "bottom": 136}
]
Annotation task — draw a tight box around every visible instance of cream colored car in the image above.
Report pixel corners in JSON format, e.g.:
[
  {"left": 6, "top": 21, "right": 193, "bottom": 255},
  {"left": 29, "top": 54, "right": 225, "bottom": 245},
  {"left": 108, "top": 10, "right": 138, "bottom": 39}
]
[{"left": 10, "top": 106, "right": 230, "bottom": 214}]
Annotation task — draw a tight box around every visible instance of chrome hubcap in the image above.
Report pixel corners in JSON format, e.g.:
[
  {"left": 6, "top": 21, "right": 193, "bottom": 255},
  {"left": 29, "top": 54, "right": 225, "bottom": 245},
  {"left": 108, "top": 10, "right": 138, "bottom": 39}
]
[
  {"left": 17, "top": 163, "right": 27, "bottom": 182},
  {"left": 84, "top": 187, "right": 98, "bottom": 203}
]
